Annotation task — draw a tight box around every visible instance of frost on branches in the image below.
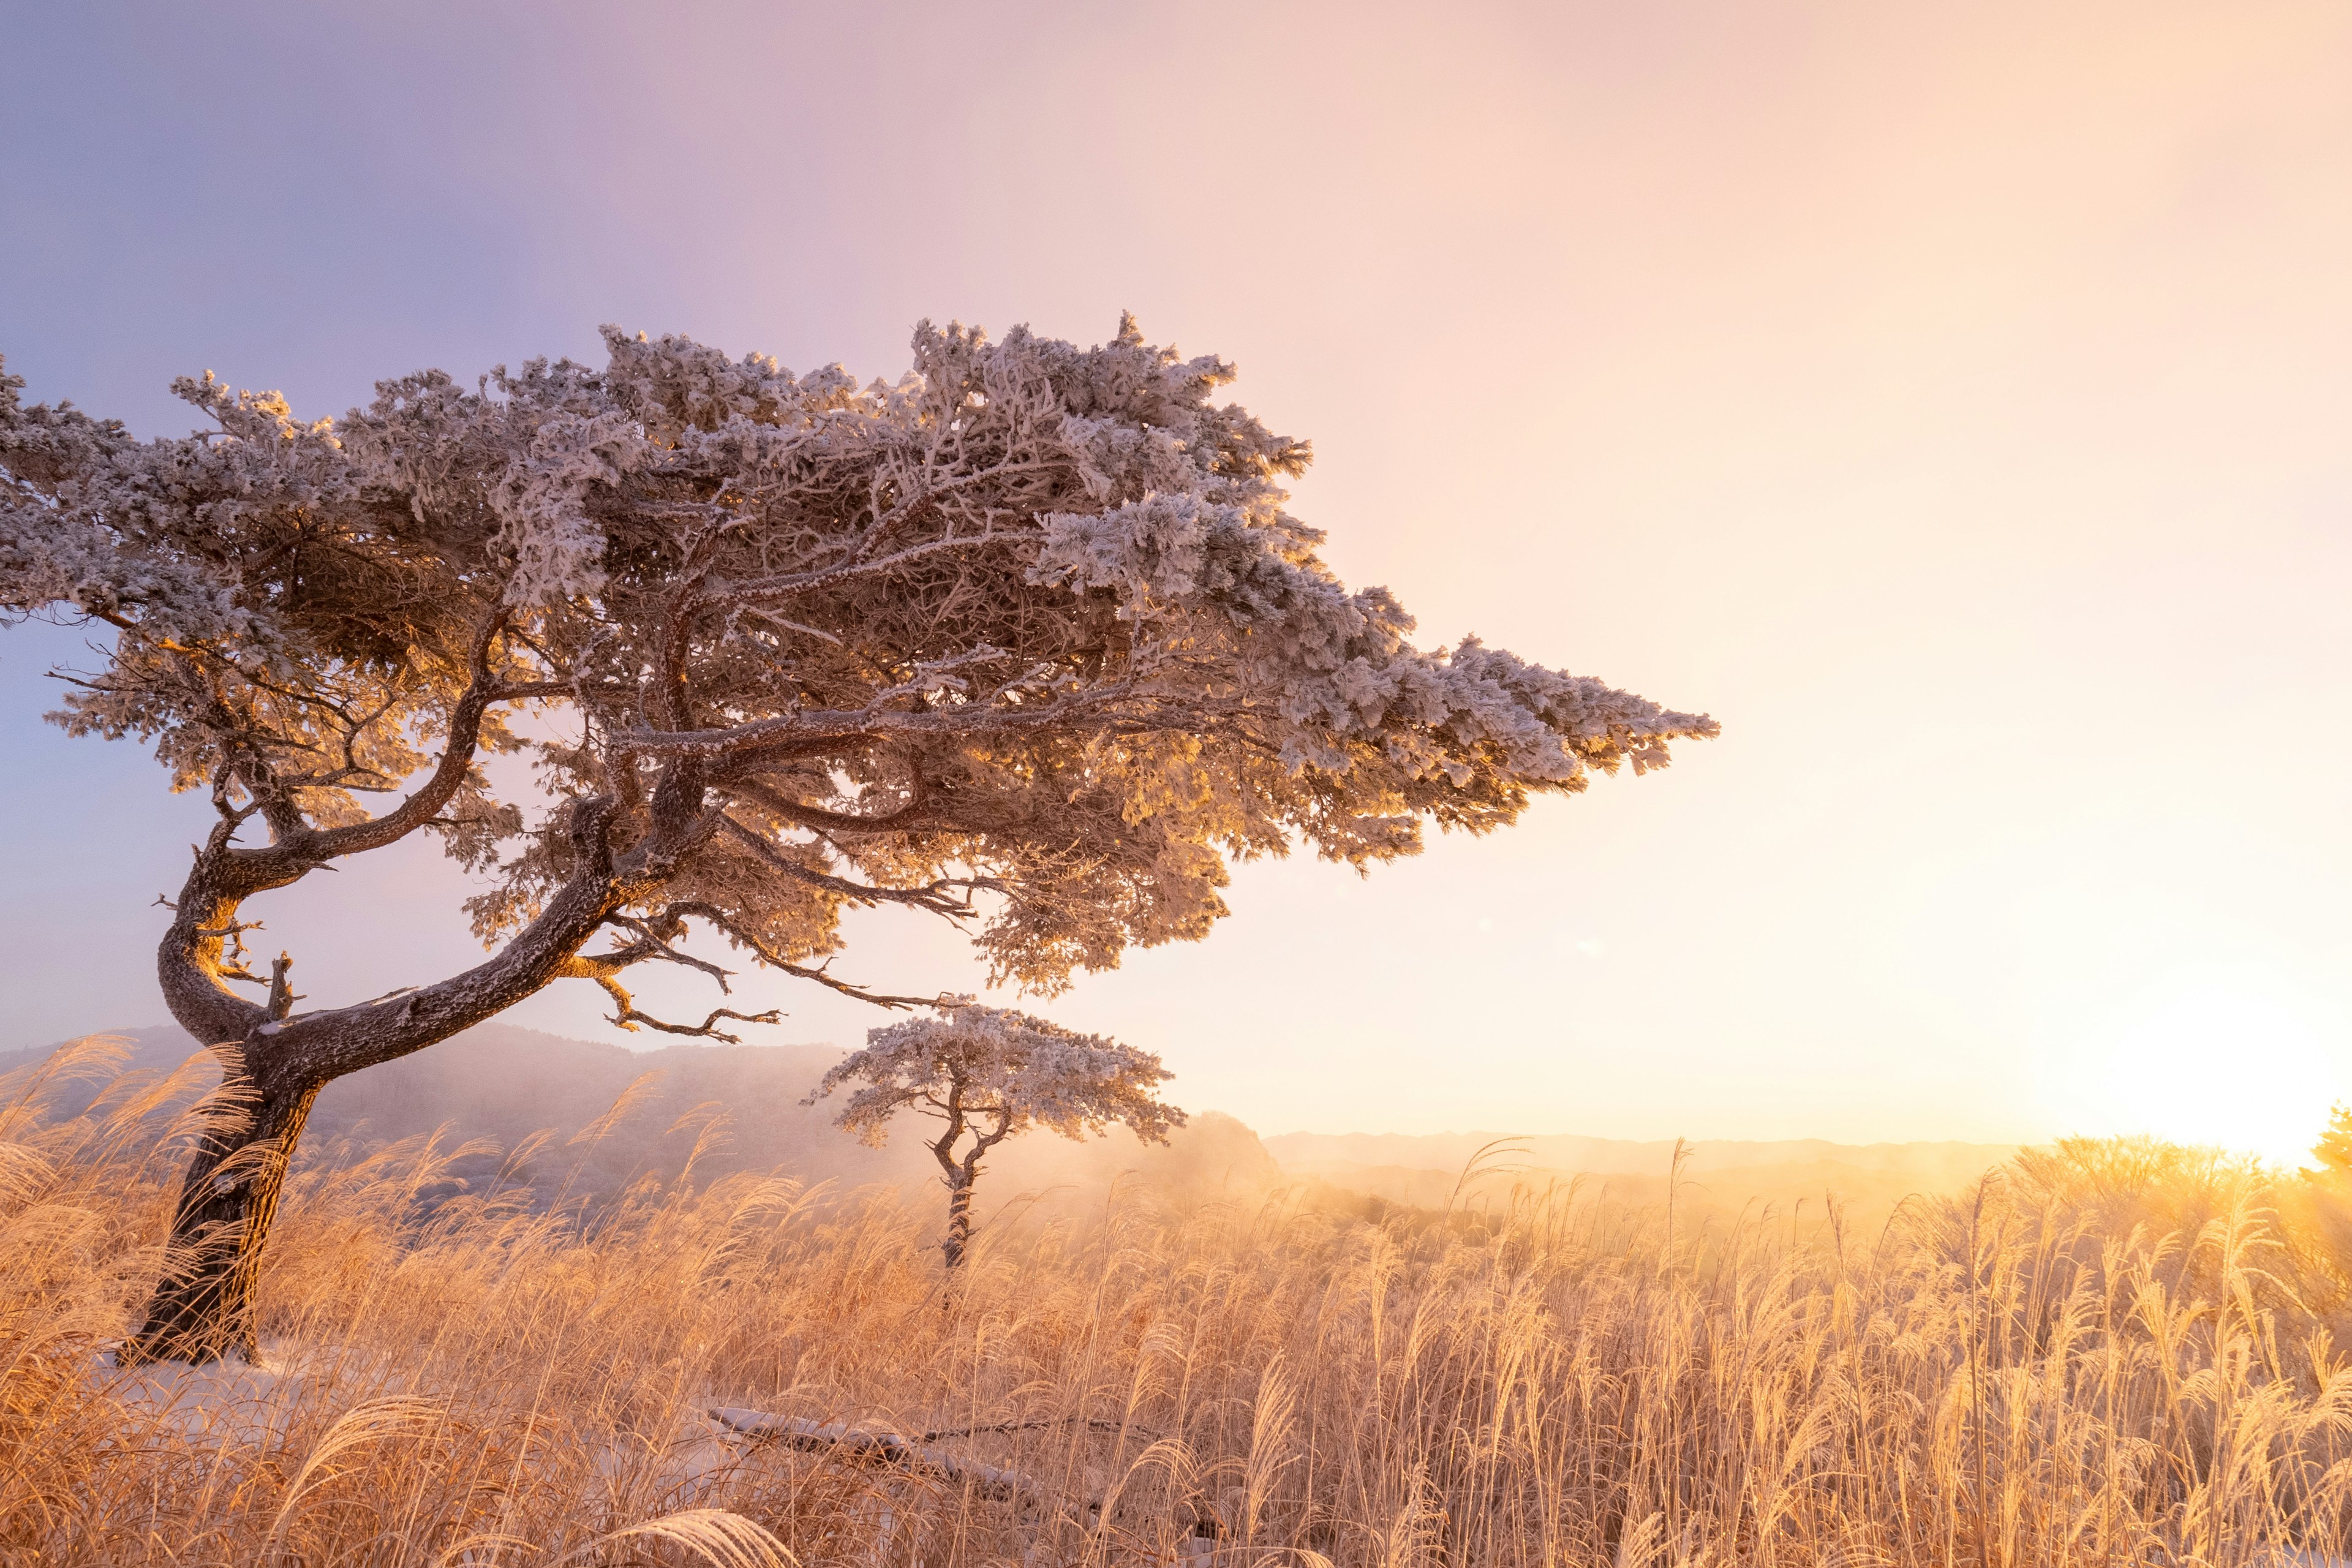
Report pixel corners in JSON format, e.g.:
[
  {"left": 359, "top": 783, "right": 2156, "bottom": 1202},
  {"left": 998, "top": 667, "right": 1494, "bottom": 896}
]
[
  {"left": 0, "top": 317, "right": 1714, "bottom": 1360},
  {"left": 809, "top": 1001, "right": 1183, "bottom": 1268}
]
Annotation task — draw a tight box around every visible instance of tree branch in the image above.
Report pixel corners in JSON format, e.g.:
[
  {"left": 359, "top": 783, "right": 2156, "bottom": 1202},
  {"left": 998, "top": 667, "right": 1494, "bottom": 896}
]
[
  {"left": 205, "top": 602, "right": 535, "bottom": 886},
  {"left": 720, "top": 773, "right": 950, "bottom": 838},
  {"left": 222, "top": 794, "right": 628, "bottom": 1085},
  {"left": 660, "top": 900, "right": 939, "bottom": 1010},
  {"left": 717, "top": 814, "right": 984, "bottom": 919},
  {"left": 597, "top": 913, "right": 737, "bottom": 990},
  {"left": 590, "top": 965, "right": 779, "bottom": 1042},
  {"left": 692, "top": 526, "right": 1013, "bottom": 610},
  {"left": 614, "top": 679, "right": 1161, "bottom": 760}
]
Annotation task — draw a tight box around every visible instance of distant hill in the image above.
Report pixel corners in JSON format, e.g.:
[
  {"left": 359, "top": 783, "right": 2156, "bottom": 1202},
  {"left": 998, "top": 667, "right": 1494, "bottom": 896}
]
[
  {"left": 1, "top": 1024, "right": 1282, "bottom": 1207},
  {"left": 1264, "top": 1129, "right": 2021, "bottom": 1231}
]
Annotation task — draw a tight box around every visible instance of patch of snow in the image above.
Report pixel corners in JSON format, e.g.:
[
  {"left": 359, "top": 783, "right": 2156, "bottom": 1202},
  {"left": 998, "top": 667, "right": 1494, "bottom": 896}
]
[{"left": 86, "top": 1341, "right": 387, "bottom": 1447}]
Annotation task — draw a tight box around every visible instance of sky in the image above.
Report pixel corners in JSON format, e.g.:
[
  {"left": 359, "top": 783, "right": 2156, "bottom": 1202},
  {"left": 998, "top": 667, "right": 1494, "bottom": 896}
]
[{"left": 4, "top": 2, "right": 2351, "bottom": 1155}]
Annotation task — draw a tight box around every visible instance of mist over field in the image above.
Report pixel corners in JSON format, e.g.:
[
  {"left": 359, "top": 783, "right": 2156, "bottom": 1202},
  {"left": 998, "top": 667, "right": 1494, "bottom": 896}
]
[{"left": 1, "top": 1025, "right": 2034, "bottom": 1229}]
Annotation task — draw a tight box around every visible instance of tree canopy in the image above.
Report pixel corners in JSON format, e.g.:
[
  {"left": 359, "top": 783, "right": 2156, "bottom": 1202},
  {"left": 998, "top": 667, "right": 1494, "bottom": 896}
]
[
  {"left": 811, "top": 1000, "right": 1183, "bottom": 1152},
  {"left": 0, "top": 317, "right": 1718, "bottom": 1057}
]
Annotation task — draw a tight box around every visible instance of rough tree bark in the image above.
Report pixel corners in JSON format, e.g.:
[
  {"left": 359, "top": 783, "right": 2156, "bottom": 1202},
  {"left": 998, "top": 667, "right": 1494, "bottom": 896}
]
[
  {"left": 940, "top": 1167, "right": 975, "bottom": 1272},
  {"left": 132, "top": 1044, "right": 321, "bottom": 1365}
]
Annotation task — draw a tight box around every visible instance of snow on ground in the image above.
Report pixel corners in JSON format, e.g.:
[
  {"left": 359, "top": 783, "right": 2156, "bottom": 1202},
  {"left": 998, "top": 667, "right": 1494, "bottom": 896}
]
[
  {"left": 88, "top": 1340, "right": 386, "bottom": 1447},
  {"left": 85, "top": 1340, "right": 782, "bottom": 1506}
]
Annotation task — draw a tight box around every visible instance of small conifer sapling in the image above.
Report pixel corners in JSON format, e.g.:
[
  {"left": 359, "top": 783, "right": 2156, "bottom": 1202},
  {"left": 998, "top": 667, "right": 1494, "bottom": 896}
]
[{"left": 807, "top": 1001, "right": 1183, "bottom": 1268}]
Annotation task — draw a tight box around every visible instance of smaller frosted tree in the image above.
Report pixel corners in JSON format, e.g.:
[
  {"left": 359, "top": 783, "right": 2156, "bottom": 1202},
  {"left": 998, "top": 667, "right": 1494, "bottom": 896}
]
[{"left": 808, "top": 1002, "right": 1183, "bottom": 1268}]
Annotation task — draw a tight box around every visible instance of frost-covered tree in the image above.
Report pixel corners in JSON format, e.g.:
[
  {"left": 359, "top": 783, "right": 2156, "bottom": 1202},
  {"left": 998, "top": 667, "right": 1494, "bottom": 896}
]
[
  {"left": 808, "top": 1001, "right": 1182, "bottom": 1268},
  {"left": 0, "top": 317, "right": 1714, "bottom": 1362}
]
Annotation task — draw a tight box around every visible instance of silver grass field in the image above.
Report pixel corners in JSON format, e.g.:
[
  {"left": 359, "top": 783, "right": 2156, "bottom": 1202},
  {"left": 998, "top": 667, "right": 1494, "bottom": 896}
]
[{"left": 10, "top": 1036, "right": 2352, "bottom": 1567}]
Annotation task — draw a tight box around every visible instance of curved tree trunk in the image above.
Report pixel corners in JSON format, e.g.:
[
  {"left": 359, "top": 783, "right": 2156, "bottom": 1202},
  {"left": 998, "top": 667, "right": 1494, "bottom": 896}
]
[
  {"left": 122, "top": 1046, "right": 323, "bottom": 1366},
  {"left": 123, "top": 793, "right": 636, "bottom": 1365}
]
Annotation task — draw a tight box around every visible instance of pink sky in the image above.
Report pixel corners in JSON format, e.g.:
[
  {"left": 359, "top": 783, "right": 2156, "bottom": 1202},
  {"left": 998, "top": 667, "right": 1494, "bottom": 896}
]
[{"left": 4, "top": 3, "right": 2350, "bottom": 1150}]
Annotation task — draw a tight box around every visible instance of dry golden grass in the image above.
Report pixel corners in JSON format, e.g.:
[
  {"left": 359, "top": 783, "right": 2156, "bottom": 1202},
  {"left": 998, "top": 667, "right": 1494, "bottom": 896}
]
[{"left": 10, "top": 1036, "right": 2352, "bottom": 1566}]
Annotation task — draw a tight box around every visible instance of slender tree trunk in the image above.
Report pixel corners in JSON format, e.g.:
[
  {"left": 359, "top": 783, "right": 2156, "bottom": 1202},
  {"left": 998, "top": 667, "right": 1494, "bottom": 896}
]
[
  {"left": 121, "top": 1044, "right": 323, "bottom": 1366},
  {"left": 932, "top": 1101, "right": 1005, "bottom": 1276},
  {"left": 941, "top": 1167, "right": 974, "bottom": 1271}
]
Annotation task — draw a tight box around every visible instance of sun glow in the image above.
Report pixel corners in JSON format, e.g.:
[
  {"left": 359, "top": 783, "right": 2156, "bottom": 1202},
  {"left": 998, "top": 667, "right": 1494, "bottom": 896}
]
[{"left": 2044, "top": 983, "right": 2346, "bottom": 1164}]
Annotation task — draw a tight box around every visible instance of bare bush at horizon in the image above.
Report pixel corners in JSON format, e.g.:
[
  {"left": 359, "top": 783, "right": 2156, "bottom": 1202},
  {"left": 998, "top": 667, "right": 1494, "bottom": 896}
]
[{"left": 10, "top": 1036, "right": 2352, "bottom": 1567}]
